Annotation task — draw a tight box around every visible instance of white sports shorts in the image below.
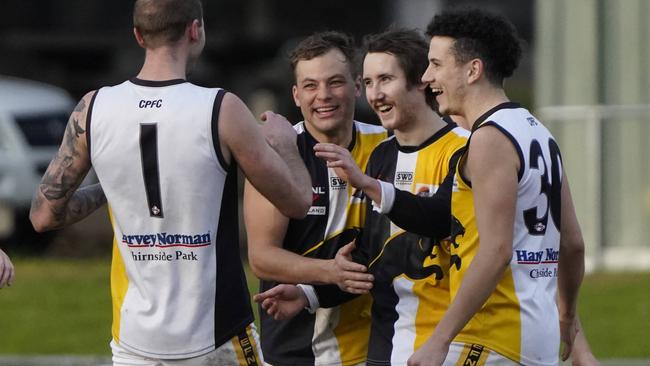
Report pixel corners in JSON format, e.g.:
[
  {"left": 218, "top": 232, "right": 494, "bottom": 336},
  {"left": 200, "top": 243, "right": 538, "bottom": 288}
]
[{"left": 111, "top": 324, "right": 263, "bottom": 366}]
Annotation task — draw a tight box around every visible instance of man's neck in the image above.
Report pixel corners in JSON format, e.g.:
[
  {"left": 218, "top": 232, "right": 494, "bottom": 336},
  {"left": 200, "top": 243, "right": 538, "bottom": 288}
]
[
  {"left": 305, "top": 120, "right": 354, "bottom": 148},
  {"left": 393, "top": 107, "right": 447, "bottom": 147},
  {"left": 136, "top": 47, "right": 188, "bottom": 81},
  {"left": 461, "top": 86, "right": 510, "bottom": 130}
]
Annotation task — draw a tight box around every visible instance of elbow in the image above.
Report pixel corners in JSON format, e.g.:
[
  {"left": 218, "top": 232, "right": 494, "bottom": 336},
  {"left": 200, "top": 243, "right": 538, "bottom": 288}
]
[
  {"left": 561, "top": 233, "right": 586, "bottom": 258},
  {"left": 29, "top": 211, "right": 54, "bottom": 233},
  {"left": 247, "top": 251, "right": 271, "bottom": 281},
  {"left": 280, "top": 193, "right": 311, "bottom": 219}
]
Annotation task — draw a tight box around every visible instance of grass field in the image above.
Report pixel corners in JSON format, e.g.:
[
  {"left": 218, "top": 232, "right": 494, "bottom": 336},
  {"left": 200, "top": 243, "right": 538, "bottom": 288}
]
[{"left": 0, "top": 258, "right": 648, "bottom": 358}]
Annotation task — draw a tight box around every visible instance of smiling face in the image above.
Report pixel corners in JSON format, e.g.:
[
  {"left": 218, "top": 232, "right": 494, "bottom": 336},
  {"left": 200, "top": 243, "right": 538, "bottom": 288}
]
[
  {"left": 363, "top": 52, "right": 423, "bottom": 131},
  {"left": 292, "top": 48, "right": 359, "bottom": 138},
  {"left": 422, "top": 36, "right": 469, "bottom": 122}
]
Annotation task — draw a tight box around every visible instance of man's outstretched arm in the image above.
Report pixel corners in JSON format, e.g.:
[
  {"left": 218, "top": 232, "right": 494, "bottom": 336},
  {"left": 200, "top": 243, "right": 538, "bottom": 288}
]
[
  {"left": 218, "top": 93, "right": 311, "bottom": 219},
  {"left": 244, "top": 180, "right": 373, "bottom": 288},
  {"left": 314, "top": 142, "right": 453, "bottom": 240}
]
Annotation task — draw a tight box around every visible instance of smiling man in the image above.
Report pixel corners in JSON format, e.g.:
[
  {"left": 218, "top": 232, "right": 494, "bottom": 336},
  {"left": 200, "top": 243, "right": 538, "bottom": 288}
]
[
  {"left": 254, "top": 28, "right": 469, "bottom": 366},
  {"left": 244, "top": 31, "right": 386, "bottom": 366},
  {"left": 386, "top": 9, "right": 586, "bottom": 366},
  {"left": 317, "top": 28, "right": 469, "bottom": 366},
  {"left": 259, "top": 18, "right": 593, "bottom": 365}
]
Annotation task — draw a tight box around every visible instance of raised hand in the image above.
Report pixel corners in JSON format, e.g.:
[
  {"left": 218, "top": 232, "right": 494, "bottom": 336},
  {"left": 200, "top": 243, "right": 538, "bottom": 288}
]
[
  {"left": 259, "top": 111, "right": 297, "bottom": 151},
  {"left": 253, "top": 284, "right": 308, "bottom": 321},
  {"left": 313, "top": 143, "right": 365, "bottom": 188},
  {"left": 0, "top": 249, "right": 15, "bottom": 289}
]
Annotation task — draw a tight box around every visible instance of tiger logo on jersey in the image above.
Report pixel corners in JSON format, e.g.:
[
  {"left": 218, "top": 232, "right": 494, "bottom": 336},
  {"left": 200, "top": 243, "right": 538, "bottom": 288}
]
[
  {"left": 450, "top": 215, "right": 465, "bottom": 249},
  {"left": 449, "top": 215, "right": 465, "bottom": 271}
]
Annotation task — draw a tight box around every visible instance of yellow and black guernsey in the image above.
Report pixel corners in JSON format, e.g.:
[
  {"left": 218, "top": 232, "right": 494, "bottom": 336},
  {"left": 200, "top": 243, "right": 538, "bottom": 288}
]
[
  {"left": 450, "top": 103, "right": 565, "bottom": 365},
  {"left": 259, "top": 120, "right": 386, "bottom": 366},
  {"left": 388, "top": 103, "right": 566, "bottom": 365},
  {"left": 316, "top": 121, "right": 468, "bottom": 366}
]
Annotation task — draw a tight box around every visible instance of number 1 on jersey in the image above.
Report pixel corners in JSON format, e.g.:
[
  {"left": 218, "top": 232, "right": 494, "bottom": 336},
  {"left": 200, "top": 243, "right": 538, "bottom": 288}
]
[{"left": 140, "top": 123, "right": 164, "bottom": 218}]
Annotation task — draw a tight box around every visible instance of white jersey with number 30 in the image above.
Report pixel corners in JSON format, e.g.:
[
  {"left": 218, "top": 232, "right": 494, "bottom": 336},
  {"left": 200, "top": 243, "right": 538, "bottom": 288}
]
[
  {"left": 452, "top": 103, "right": 563, "bottom": 365},
  {"left": 89, "top": 78, "right": 253, "bottom": 359}
]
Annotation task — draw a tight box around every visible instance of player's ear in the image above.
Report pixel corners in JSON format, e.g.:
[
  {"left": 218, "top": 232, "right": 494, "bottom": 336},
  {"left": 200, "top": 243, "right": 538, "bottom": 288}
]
[
  {"left": 133, "top": 27, "right": 146, "bottom": 48},
  {"left": 467, "top": 58, "right": 483, "bottom": 85},
  {"left": 292, "top": 85, "right": 301, "bottom": 107},
  {"left": 353, "top": 75, "right": 362, "bottom": 97},
  {"left": 189, "top": 19, "right": 201, "bottom": 41}
]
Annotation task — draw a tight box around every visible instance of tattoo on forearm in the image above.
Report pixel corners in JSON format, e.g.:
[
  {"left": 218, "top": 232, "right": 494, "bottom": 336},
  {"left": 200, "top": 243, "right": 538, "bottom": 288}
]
[
  {"left": 40, "top": 156, "right": 76, "bottom": 200},
  {"left": 32, "top": 184, "right": 106, "bottom": 229},
  {"left": 66, "top": 184, "right": 107, "bottom": 223}
]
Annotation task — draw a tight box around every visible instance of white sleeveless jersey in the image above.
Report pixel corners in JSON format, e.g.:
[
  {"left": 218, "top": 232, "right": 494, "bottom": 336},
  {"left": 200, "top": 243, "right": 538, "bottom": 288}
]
[
  {"left": 88, "top": 79, "right": 254, "bottom": 359},
  {"left": 452, "top": 103, "right": 563, "bottom": 365}
]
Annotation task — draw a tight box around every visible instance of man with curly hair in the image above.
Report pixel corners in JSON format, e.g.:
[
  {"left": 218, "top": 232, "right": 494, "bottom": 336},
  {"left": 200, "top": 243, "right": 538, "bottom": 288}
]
[{"left": 370, "top": 9, "right": 587, "bottom": 366}]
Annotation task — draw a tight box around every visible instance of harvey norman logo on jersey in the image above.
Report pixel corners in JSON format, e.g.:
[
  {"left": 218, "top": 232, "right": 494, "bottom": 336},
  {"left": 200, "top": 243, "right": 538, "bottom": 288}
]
[
  {"left": 122, "top": 231, "right": 211, "bottom": 262},
  {"left": 515, "top": 247, "right": 560, "bottom": 279}
]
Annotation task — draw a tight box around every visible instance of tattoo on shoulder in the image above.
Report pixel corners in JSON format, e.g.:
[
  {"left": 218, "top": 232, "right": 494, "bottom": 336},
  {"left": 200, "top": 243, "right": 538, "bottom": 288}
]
[
  {"left": 73, "top": 118, "right": 85, "bottom": 138},
  {"left": 73, "top": 98, "right": 86, "bottom": 113}
]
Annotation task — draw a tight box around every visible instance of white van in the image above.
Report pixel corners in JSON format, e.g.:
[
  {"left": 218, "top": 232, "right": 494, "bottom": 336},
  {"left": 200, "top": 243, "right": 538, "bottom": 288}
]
[{"left": 0, "top": 76, "right": 75, "bottom": 238}]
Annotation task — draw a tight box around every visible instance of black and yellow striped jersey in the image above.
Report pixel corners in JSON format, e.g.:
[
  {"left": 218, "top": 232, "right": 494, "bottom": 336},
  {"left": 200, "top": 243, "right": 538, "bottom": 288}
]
[
  {"left": 260, "top": 120, "right": 386, "bottom": 366},
  {"left": 360, "top": 123, "right": 467, "bottom": 365},
  {"left": 315, "top": 122, "right": 468, "bottom": 365}
]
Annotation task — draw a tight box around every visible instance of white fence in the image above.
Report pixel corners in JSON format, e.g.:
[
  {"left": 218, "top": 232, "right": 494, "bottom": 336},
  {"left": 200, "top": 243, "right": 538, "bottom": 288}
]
[{"left": 536, "top": 105, "right": 650, "bottom": 272}]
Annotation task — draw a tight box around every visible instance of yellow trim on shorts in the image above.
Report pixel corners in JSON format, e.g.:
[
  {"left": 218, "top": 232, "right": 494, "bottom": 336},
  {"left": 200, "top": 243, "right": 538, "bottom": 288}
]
[
  {"left": 231, "top": 327, "right": 260, "bottom": 366},
  {"left": 245, "top": 325, "right": 261, "bottom": 365},
  {"left": 455, "top": 343, "right": 489, "bottom": 366}
]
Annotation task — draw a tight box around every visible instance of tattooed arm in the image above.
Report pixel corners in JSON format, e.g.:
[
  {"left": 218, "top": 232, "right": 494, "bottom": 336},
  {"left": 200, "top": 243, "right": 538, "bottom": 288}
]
[{"left": 30, "top": 91, "right": 107, "bottom": 232}]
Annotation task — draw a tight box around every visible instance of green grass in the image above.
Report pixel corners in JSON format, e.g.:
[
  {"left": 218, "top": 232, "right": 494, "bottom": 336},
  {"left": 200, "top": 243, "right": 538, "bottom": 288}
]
[
  {"left": 578, "top": 271, "right": 650, "bottom": 358},
  {"left": 0, "top": 258, "right": 648, "bottom": 358},
  {"left": 0, "top": 258, "right": 112, "bottom": 354}
]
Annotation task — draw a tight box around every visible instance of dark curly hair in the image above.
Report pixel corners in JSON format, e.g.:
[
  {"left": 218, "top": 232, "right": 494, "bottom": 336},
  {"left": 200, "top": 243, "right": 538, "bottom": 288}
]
[
  {"left": 289, "top": 31, "right": 358, "bottom": 80},
  {"left": 426, "top": 8, "right": 522, "bottom": 85},
  {"left": 363, "top": 28, "right": 435, "bottom": 108}
]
